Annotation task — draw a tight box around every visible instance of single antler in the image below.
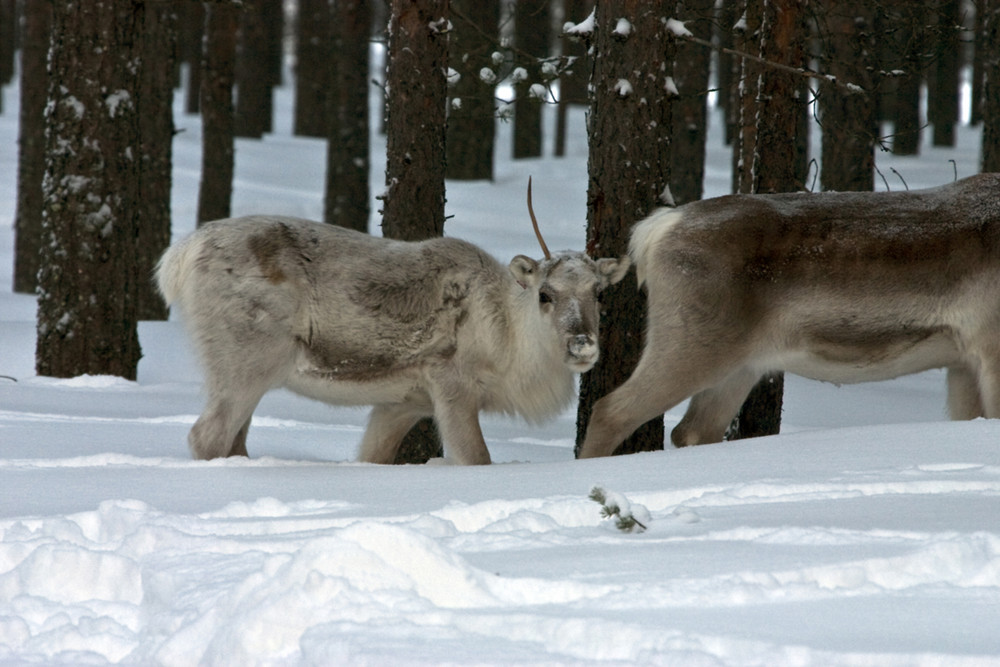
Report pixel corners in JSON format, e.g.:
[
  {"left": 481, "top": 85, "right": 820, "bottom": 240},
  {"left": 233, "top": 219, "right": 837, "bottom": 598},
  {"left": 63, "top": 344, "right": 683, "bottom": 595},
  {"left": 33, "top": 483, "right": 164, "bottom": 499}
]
[{"left": 527, "top": 176, "right": 552, "bottom": 260}]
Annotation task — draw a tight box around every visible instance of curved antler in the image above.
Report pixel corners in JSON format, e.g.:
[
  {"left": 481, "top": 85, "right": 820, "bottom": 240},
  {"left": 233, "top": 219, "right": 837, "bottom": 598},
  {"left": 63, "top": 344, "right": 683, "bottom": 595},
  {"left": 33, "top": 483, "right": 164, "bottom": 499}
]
[{"left": 527, "top": 176, "right": 552, "bottom": 260}]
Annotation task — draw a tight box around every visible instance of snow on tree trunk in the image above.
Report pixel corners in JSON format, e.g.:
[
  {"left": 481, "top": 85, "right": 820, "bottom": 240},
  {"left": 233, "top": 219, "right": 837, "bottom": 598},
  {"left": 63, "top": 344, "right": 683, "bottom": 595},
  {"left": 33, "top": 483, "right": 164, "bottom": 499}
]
[
  {"left": 36, "top": 0, "right": 143, "bottom": 380},
  {"left": 575, "top": 0, "right": 674, "bottom": 458}
]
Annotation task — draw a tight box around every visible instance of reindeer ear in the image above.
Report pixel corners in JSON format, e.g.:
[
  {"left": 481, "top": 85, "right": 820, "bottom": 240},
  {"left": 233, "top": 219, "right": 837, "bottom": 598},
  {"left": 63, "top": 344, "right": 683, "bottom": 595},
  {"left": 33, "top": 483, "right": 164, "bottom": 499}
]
[
  {"left": 509, "top": 255, "right": 541, "bottom": 288},
  {"left": 596, "top": 255, "right": 631, "bottom": 286}
]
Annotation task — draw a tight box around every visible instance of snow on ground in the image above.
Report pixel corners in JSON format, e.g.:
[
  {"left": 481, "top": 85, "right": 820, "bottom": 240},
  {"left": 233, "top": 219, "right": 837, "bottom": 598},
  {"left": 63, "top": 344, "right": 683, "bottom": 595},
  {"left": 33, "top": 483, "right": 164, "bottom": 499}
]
[{"left": 1, "top": 68, "right": 999, "bottom": 665}]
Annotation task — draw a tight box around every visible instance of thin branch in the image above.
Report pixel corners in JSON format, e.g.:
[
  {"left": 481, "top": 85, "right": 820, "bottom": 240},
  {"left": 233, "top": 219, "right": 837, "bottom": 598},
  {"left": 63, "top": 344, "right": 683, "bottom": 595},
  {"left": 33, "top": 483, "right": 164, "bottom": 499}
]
[{"left": 676, "top": 32, "right": 861, "bottom": 94}]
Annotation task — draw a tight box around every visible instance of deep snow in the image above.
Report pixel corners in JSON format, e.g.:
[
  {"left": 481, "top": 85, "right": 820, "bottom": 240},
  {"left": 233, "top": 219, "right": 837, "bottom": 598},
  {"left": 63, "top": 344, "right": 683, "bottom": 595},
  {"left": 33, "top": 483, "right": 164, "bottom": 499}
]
[{"left": 1, "top": 60, "right": 999, "bottom": 666}]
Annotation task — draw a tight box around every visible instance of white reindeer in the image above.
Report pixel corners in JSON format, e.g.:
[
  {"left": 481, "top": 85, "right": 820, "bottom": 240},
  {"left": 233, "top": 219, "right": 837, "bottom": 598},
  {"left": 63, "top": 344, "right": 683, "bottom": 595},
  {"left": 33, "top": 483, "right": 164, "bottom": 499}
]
[
  {"left": 579, "top": 173, "right": 1000, "bottom": 458},
  {"left": 157, "top": 187, "right": 629, "bottom": 464}
]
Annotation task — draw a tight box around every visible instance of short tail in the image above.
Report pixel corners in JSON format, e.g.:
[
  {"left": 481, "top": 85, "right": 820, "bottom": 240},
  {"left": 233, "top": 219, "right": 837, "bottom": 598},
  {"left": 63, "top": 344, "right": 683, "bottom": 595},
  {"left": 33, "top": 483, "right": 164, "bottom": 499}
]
[
  {"left": 629, "top": 208, "right": 683, "bottom": 289},
  {"left": 155, "top": 233, "right": 200, "bottom": 306}
]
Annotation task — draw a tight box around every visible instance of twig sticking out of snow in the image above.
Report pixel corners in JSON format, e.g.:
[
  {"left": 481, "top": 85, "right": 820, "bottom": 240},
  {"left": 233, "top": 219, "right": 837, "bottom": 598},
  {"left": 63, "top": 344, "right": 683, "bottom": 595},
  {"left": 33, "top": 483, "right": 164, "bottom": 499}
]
[{"left": 589, "top": 486, "right": 648, "bottom": 533}]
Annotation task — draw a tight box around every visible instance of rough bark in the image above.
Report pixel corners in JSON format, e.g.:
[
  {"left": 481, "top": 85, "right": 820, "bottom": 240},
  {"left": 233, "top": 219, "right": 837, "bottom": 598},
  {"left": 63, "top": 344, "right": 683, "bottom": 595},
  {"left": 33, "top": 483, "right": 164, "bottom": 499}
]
[{"left": 36, "top": 0, "right": 144, "bottom": 380}]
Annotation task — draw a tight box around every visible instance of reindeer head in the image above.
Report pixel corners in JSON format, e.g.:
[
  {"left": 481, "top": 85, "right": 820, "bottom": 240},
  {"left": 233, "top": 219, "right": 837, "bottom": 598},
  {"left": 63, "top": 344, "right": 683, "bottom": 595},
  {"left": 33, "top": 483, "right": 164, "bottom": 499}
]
[{"left": 508, "top": 178, "right": 630, "bottom": 372}]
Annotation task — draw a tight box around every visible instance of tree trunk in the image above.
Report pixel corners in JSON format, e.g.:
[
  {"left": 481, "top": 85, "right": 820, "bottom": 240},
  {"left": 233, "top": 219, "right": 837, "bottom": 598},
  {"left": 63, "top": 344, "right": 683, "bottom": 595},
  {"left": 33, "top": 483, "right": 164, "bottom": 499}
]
[
  {"left": 930, "top": 0, "right": 960, "bottom": 147},
  {"left": 982, "top": 0, "right": 1000, "bottom": 172},
  {"left": 575, "top": 0, "right": 673, "bottom": 458},
  {"left": 670, "top": 0, "right": 713, "bottom": 205},
  {"left": 294, "top": 0, "right": 329, "bottom": 138},
  {"left": 728, "top": 0, "right": 808, "bottom": 442},
  {"left": 512, "top": 0, "right": 549, "bottom": 159},
  {"left": 235, "top": 0, "right": 274, "bottom": 139},
  {"left": 382, "top": 0, "right": 450, "bottom": 463},
  {"left": 819, "top": 0, "right": 876, "bottom": 193},
  {"left": 889, "top": 0, "right": 926, "bottom": 156},
  {"left": 36, "top": 0, "right": 143, "bottom": 380},
  {"left": 197, "top": 2, "right": 238, "bottom": 225},
  {"left": 180, "top": 2, "right": 204, "bottom": 115},
  {"left": 136, "top": 3, "right": 177, "bottom": 321},
  {"left": 554, "top": 0, "right": 591, "bottom": 157},
  {"left": 325, "top": 0, "right": 372, "bottom": 231},
  {"left": 13, "top": 0, "right": 50, "bottom": 295},
  {"left": 445, "top": 0, "right": 498, "bottom": 180},
  {"left": 0, "top": 0, "right": 15, "bottom": 94}
]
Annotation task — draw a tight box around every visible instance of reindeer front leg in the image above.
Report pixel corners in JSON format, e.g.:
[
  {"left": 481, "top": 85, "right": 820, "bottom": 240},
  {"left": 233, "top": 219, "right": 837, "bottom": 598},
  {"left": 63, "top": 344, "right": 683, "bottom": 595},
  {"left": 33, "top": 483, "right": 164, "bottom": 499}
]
[{"left": 427, "top": 373, "right": 491, "bottom": 465}]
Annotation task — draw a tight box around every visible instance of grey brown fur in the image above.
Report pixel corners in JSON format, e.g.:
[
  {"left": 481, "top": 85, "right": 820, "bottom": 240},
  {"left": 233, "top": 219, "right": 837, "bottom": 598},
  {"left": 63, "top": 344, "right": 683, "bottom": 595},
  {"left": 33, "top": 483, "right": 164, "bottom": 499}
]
[
  {"left": 157, "top": 216, "right": 629, "bottom": 464},
  {"left": 579, "top": 173, "right": 1000, "bottom": 457}
]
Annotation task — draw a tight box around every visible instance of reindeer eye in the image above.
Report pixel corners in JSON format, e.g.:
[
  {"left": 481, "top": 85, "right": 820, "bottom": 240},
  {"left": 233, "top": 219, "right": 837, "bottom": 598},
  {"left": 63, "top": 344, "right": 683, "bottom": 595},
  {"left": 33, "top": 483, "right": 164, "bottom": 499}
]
[{"left": 539, "top": 291, "right": 553, "bottom": 305}]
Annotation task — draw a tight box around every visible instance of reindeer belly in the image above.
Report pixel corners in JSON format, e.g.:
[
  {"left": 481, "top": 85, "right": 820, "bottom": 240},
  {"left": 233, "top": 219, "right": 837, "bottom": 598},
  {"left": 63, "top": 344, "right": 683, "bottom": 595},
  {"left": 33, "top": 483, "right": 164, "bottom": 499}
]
[
  {"left": 781, "top": 327, "right": 961, "bottom": 384},
  {"left": 283, "top": 345, "right": 427, "bottom": 407}
]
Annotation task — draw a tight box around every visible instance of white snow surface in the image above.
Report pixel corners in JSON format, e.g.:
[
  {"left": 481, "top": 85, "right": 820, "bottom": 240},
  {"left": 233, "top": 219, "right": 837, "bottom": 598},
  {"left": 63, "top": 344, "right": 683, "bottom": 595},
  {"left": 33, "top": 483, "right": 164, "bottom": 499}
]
[{"left": 1, "top": 63, "right": 999, "bottom": 666}]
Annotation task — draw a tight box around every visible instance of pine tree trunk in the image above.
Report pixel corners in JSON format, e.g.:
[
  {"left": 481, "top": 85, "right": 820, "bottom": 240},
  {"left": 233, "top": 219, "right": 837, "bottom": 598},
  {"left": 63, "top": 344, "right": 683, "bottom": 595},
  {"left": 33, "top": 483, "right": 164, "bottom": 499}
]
[
  {"left": 554, "top": 0, "right": 591, "bottom": 157},
  {"left": 819, "top": 0, "right": 876, "bottom": 193},
  {"left": 235, "top": 0, "right": 273, "bottom": 139},
  {"left": 180, "top": 2, "right": 204, "bottom": 115},
  {"left": 670, "top": 0, "right": 713, "bottom": 205},
  {"left": 931, "top": 0, "right": 960, "bottom": 147},
  {"left": 382, "top": 0, "right": 450, "bottom": 463},
  {"left": 982, "top": 0, "right": 1000, "bottom": 172},
  {"left": 36, "top": 0, "right": 143, "bottom": 380},
  {"left": 445, "top": 0, "right": 498, "bottom": 180},
  {"left": 325, "top": 0, "right": 371, "bottom": 230},
  {"left": 887, "top": 0, "right": 925, "bottom": 155},
  {"left": 197, "top": 3, "right": 238, "bottom": 225},
  {"left": 136, "top": 3, "right": 177, "bottom": 321},
  {"left": 512, "top": 0, "right": 549, "bottom": 159},
  {"left": 729, "top": 0, "right": 808, "bottom": 442},
  {"left": 0, "top": 0, "right": 14, "bottom": 92},
  {"left": 294, "top": 0, "right": 329, "bottom": 138},
  {"left": 575, "top": 0, "right": 673, "bottom": 458},
  {"left": 13, "top": 0, "right": 50, "bottom": 295}
]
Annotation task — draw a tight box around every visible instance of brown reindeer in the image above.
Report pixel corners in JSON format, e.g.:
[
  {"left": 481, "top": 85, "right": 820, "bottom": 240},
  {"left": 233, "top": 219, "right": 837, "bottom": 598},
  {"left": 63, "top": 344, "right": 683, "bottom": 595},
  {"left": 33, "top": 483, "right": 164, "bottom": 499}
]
[{"left": 579, "top": 173, "right": 1000, "bottom": 457}]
